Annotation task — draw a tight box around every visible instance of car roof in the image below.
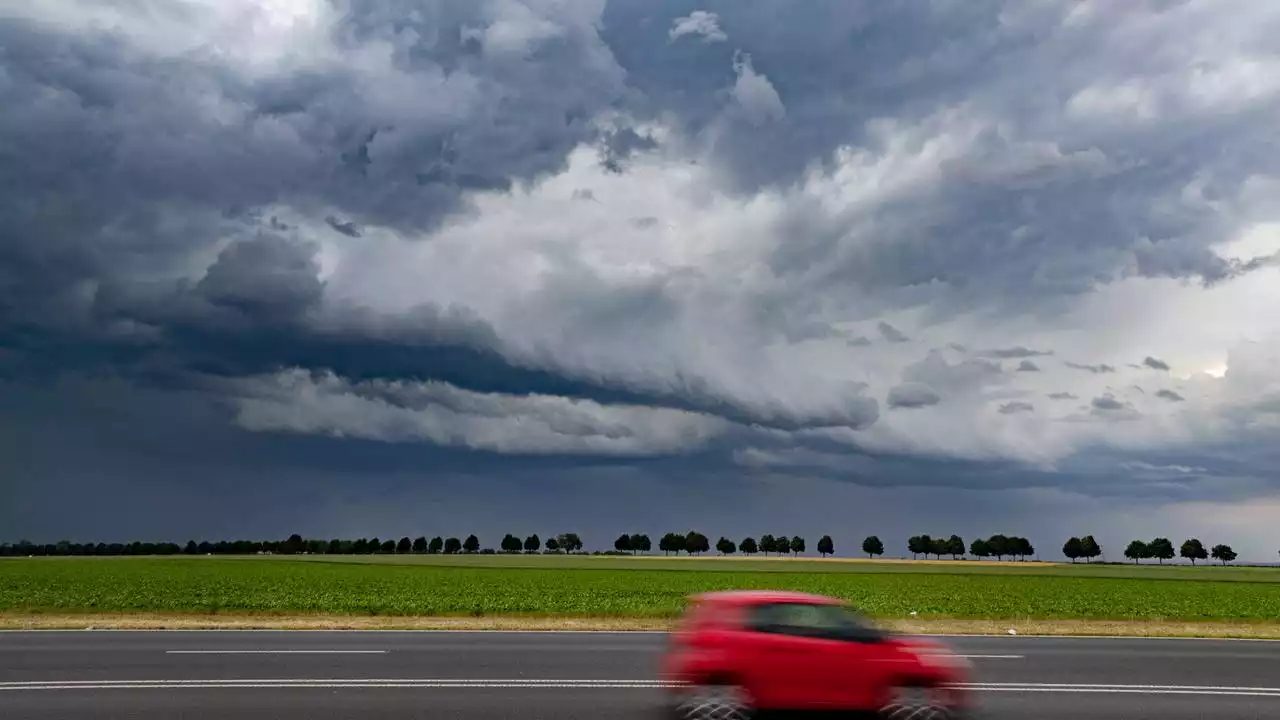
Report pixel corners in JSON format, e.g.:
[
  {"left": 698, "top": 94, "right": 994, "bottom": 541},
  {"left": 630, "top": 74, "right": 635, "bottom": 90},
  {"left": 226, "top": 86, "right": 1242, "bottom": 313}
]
[{"left": 688, "top": 590, "right": 843, "bottom": 606}]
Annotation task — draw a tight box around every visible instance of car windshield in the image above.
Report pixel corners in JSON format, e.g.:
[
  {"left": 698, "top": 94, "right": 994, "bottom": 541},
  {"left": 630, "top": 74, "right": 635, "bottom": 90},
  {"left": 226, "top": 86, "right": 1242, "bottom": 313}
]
[{"left": 747, "top": 602, "right": 886, "bottom": 642}]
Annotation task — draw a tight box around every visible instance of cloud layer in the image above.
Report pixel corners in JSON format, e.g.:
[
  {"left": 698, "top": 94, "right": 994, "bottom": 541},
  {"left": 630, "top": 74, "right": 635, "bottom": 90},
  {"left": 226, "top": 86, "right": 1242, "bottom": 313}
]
[{"left": 3, "top": 0, "right": 1280, "bottom": 556}]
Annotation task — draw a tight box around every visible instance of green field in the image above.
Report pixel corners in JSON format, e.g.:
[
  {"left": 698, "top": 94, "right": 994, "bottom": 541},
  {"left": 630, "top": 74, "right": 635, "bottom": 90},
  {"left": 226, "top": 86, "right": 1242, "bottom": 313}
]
[{"left": 4, "top": 555, "right": 1280, "bottom": 622}]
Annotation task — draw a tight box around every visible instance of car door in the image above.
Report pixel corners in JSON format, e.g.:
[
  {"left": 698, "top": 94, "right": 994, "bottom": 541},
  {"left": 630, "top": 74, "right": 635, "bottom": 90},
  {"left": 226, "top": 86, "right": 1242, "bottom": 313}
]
[{"left": 735, "top": 603, "right": 849, "bottom": 709}]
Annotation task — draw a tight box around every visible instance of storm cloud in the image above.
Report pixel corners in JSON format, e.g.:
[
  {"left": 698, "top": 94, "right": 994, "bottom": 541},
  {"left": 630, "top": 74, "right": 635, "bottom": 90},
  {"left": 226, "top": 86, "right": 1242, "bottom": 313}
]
[{"left": 4, "top": 0, "right": 1280, "bottom": 557}]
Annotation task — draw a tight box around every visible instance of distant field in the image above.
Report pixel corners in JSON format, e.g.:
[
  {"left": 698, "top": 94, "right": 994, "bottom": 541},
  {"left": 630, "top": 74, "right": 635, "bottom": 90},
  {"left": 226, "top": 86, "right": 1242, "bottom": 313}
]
[{"left": 3, "top": 555, "right": 1280, "bottom": 623}]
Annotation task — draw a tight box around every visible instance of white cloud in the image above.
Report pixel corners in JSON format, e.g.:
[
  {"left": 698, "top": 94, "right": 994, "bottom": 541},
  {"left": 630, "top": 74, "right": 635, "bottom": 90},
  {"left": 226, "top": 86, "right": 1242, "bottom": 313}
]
[
  {"left": 731, "top": 53, "right": 786, "bottom": 125},
  {"left": 668, "top": 10, "right": 727, "bottom": 44}
]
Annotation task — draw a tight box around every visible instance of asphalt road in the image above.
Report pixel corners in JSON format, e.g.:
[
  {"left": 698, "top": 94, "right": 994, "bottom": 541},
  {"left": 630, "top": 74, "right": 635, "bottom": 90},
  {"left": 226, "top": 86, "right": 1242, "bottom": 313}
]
[{"left": 3, "top": 631, "right": 1280, "bottom": 719}]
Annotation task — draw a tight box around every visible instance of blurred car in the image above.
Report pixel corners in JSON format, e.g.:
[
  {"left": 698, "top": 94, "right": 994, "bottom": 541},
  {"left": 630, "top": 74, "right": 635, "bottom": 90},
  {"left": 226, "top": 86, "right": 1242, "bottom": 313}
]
[{"left": 659, "top": 590, "right": 972, "bottom": 719}]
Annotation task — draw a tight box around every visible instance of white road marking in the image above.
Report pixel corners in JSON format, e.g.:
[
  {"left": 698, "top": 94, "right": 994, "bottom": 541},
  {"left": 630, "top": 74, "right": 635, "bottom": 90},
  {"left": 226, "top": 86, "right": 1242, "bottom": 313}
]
[
  {"left": 951, "top": 654, "right": 1023, "bottom": 659},
  {"left": 4, "top": 679, "right": 1280, "bottom": 698},
  {"left": 165, "top": 650, "right": 388, "bottom": 655}
]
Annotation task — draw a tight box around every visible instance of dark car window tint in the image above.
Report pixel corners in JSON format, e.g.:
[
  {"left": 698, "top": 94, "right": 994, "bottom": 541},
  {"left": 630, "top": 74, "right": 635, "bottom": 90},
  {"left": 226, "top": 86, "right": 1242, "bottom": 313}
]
[{"left": 745, "top": 602, "right": 884, "bottom": 643}]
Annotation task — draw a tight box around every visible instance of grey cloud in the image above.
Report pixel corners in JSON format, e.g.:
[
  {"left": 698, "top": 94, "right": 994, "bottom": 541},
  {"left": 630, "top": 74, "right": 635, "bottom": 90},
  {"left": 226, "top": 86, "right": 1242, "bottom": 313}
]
[
  {"left": 234, "top": 370, "right": 730, "bottom": 456},
  {"left": 572, "top": 189, "right": 599, "bottom": 202},
  {"left": 1016, "top": 360, "right": 1040, "bottom": 372},
  {"left": 1091, "top": 394, "right": 1129, "bottom": 412},
  {"left": 630, "top": 216, "right": 659, "bottom": 229},
  {"left": 1143, "top": 356, "right": 1171, "bottom": 371},
  {"left": 1156, "top": 389, "right": 1185, "bottom": 402},
  {"left": 877, "top": 321, "right": 910, "bottom": 343},
  {"left": 601, "top": 0, "right": 1280, "bottom": 316},
  {"left": 669, "top": 10, "right": 727, "bottom": 43},
  {"left": 731, "top": 52, "right": 786, "bottom": 125},
  {"left": 981, "top": 347, "right": 1053, "bottom": 359},
  {"left": 887, "top": 382, "right": 941, "bottom": 409},
  {"left": 998, "top": 401, "right": 1034, "bottom": 415},
  {"left": 902, "top": 350, "right": 1002, "bottom": 393},
  {"left": 1047, "top": 392, "right": 1078, "bottom": 400},
  {"left": 325, "top": 217, "right": 362, "bottom": 238},
  {"left": 1066, "top": 362, "right": 1116, "bottom": 374},
  {"left": 847, "top": 335, "right": 872, "bottom": 347}
]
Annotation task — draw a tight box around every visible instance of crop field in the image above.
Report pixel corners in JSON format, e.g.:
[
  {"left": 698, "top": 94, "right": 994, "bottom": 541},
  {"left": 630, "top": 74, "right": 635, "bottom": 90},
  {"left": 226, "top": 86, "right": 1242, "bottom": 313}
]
[{"left": 3, "top": 556, "right": 1280, "bottom": 622}]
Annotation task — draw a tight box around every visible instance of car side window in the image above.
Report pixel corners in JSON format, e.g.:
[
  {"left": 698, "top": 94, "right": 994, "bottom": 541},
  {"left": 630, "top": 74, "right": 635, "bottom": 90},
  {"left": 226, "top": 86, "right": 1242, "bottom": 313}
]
[{"left": 745, "top": 602, "right": 883, "bottom": 643}]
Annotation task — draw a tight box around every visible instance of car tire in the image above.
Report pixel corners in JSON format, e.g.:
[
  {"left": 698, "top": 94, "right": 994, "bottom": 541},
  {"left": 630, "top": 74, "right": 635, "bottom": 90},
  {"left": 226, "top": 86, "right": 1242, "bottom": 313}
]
[
  {"left": 879, "top": 685, "right": 954, "bottom": 720},
  {"left": 671, "top": 682, "right": 753, "bottom": 720}
]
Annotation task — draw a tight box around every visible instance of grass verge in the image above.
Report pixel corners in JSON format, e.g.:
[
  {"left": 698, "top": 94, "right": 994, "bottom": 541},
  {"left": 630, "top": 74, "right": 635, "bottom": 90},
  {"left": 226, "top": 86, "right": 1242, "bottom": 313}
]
[{"left": 4, "top": 613, "right": 1280, "bottom": 639}]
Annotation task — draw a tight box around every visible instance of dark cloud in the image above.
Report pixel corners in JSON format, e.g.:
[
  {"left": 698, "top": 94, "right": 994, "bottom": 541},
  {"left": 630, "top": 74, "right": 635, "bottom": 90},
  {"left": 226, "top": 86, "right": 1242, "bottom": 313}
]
[
  {"left": 3, "top": 0, "right": 1279, "bottom": 553},
  {"left": 998, "top": 401, "right": 1034, "bottom": 415},
  {"left": 325, "top": 217, "right": 363, "bottom": 238},
  {"left": 1156, "top": 389, "right": 1186, "bottom": 402},
  {"left": 1047, "top": 392, "right": 1077, "bottom": 400},
  {"left": 981, "top": 347, "right": 1053, "bottom": 359},
  {"left": 877, "top": 321, "right": 910, "bottom": 343},
  {"left": 886, "top": 382, "right": 941, "bottom": 409},
  {"left": 1066, "top": 362, "right": 1117, "bottom": 374},
  {"left": 1090, "top": 394, "right": 1129, "bottom": 412}
]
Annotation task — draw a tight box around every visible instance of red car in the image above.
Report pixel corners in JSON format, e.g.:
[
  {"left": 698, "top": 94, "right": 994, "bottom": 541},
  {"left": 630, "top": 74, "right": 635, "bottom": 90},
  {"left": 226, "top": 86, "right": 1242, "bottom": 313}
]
[{"left": 659, "top": 590, "right": 972, "bottom": 719}]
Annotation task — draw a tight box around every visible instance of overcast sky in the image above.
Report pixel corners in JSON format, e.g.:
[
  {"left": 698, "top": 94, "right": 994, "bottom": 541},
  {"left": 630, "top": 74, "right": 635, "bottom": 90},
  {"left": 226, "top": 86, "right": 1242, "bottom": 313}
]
[{"left": 3, "top": 0, "right": 1279, "bottom": 560}]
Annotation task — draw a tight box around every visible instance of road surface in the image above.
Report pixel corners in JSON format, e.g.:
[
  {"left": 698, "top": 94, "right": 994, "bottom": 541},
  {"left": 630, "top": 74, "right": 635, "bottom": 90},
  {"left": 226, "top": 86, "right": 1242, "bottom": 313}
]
[{"left": 3, "top": 631, "right": 1280, "bottom": 718}]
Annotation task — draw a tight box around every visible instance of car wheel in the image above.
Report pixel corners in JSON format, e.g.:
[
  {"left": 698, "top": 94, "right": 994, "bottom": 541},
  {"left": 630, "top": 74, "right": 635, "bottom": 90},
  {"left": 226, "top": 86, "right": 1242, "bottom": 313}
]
[
  {"left": 672, "top": 682, "right": 752, "bottom": 720},
  {"left": 879, "top": 685, "right": 954, "bottom": 720}
]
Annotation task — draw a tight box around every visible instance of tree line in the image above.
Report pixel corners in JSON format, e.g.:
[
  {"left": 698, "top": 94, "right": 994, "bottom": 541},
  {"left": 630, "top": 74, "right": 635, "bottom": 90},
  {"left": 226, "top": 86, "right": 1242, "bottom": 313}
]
[
  {"left": 1116, "top": 537, "right": 1236, "bottom": 565},
  {"left": 0, "top": 533, "right": 1243, "bottom": 564}
]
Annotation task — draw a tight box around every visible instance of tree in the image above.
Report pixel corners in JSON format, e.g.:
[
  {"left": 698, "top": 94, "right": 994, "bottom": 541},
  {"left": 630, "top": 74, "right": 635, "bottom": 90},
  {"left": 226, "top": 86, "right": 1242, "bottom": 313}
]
[
  {"left": 557, "top": 533, "right": 584, "bottom": 553},
  {"left": 759, "top": 534, "right": 777, "bottom": 556},
  {"left": 988, "top": 534, "right": 1012, "bottom": 561},
  {"left": 629, "top": 533, "right": 646, "bottom": 554},
  {"left": 545, "top": 536, "right": 560, "bottom": 552},
  {"left": 1180, "top": 538, "right": 1207, "bottom": 564},
  {"left": 462, "top": 534, "right": 480, "bottom": 553},
  {"left": 614, "top": 534, "right": 633, "bottom": 553},
  {"left": 1210, "top": 544, "right": 1237, "bottom": 565},
  {"left": 929, "top": 537, "right": 949, "bottom": 560},
  {"left": 524, "top": 534, "right": 540, "bottom": 553},
  {"left": 740, "top": 537, "right": 759, "bottom": 555},
  {"left": 428, "top": 536, "right": 444, "bottom": 554},
  {"left": 397, "top": 536, "right": 412, "bottom": 554},
  {"left": 862, "top": 535, "right": 884, "bottom": 558},
  {"left": 1015, "top": 537, "right": 1035, "bottom": 561},
  {"left": 969, "top": 538, "right": 991, "bottom": 559},
  {"left": 658, "top": 533, "right": 681, "bottom": 555},
  {"left": 716, "top": 537, "right": 737, "bottom": 555},
  {"left": 907, "top": 535, "right": 930, "bottom": 559},
  {"left": 633, "top": 534, "right": 651, "bottom": 553},
  {"left": 501, "top": 534, "right": 522, "bottom": 553},
  {"left": 1124, "top": 540, "right": 1149, "bottom": 564},
  {"left": 184, "top": 540, "right": 198, "bottom": 555},
  {"left": 444, "top": 537, "right": 462, "bottom": 554},
  {"left": 790, "top": 536, "right": 806, "bottom": 557},
  {"left": 283, "top": 533, "right": 305, "bottom": 554},
  {"left": 817, "top": 535, "right": 834, "bottom": 558},
  {"left": 1062, "top": 537, "right": 1083, "bottom": 563},
  {"left": 1080, "top": 535, "right": 1101, "bottom": 563},
  {"left": 775, "top": 536, "right": 790, "bottom": 558},
  {"left": 412, "top": 536, "right": 428, "bottom": 553},
  {"left": 380, "top": 539, "right": 396, "bottom": 554},
  {"left": 685, "top": 531, "right": 710, "bottom": 555},
  {"left": 1148, "top": 537, "right": 1174, "bottom": 564},
  {"left": 369, "top": 537, "right": 382, "bottom": 554},
  {"left": 329, "top": 539, "right": 344, "bottom": 554},
  {"left": 946, "top": 535, "right": 965, "bottom": 560}
]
